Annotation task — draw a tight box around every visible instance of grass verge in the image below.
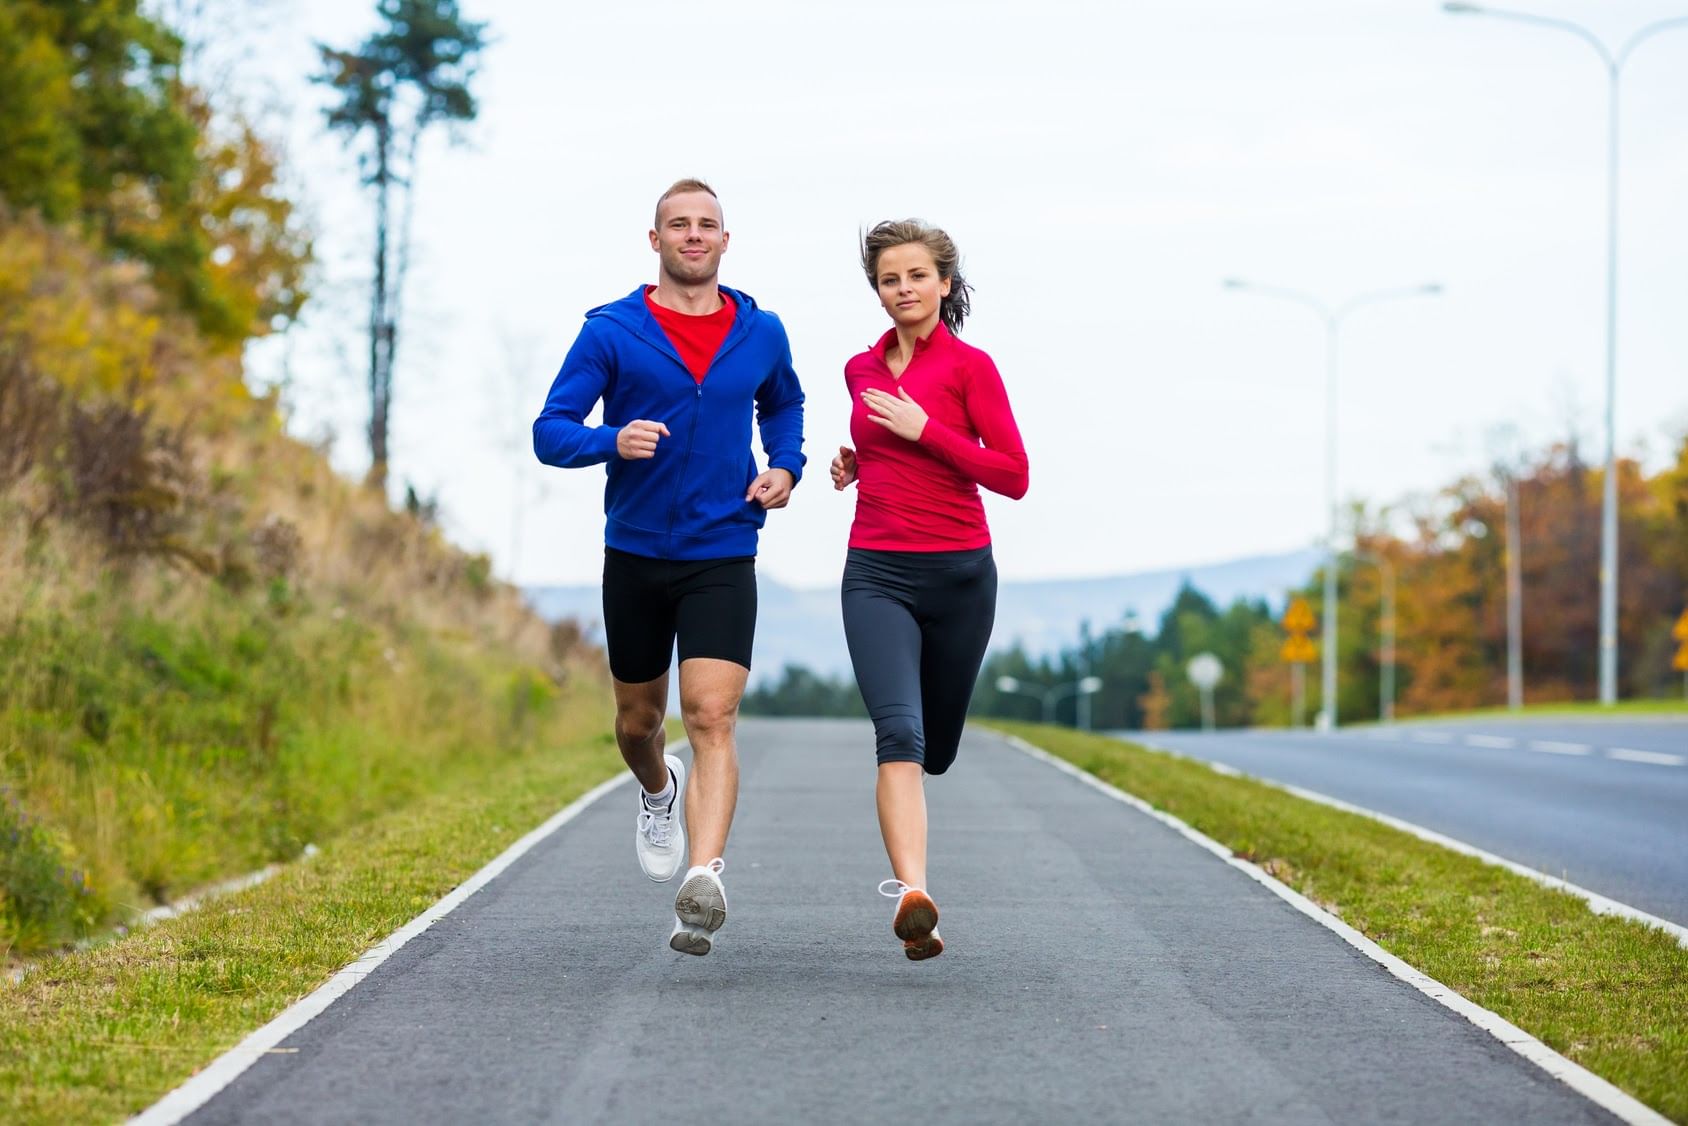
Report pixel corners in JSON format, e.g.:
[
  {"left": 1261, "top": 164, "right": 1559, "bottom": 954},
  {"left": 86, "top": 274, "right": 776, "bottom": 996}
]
[
  {"left": 0, "top": 724, "right": 625, "bottom": 1125},
  {"left": 988, "top": 721, "right": 1688, "bottom": 1123},
  {"left": 1381, "top": 699, "right": 1688, "bottom": 722}
]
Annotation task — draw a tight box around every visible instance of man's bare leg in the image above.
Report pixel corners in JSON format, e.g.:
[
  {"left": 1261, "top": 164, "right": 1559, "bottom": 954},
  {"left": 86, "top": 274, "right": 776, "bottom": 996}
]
[
  {"left": 676, "top": 657, "right": 747, "bottom": 866},
  {"left": 612, "top": 672, "right": 670, "bottom": 793},
  {"left": 667, "top": 658, "right": 746, "bottom": 955}
]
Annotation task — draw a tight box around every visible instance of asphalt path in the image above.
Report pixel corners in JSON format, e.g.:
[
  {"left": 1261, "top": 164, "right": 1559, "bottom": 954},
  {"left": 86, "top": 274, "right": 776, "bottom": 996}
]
[
  {"left": 1138, "top": 717, "right": 1688, "bottom": 927},
  {"left": 183, "top": 719, "right": 1620, "bottom": 1125}
]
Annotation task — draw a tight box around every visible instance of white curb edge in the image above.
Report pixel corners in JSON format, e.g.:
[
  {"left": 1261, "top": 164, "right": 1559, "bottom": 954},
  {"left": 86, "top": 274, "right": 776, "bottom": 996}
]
[
  {"left": 139, "top": 845, "right": 320, "bottom": 928},
  {"left": 129, "top": 756, "right": 655, "bottom": 1125},
  {"left": 999, "top": 732, "right": 1670, "bottom": 1126}
]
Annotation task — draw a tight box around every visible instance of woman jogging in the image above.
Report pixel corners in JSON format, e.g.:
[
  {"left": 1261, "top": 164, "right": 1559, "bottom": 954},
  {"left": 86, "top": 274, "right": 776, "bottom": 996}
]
[{"left": 831, "top": 220, "right": 1029, "bottom": 960}]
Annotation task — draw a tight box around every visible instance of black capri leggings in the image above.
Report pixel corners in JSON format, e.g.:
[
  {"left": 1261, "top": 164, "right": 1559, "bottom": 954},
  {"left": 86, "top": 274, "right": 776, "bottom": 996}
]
[{"left": 841, "top": 546, "right": 998, "bottom": 774}]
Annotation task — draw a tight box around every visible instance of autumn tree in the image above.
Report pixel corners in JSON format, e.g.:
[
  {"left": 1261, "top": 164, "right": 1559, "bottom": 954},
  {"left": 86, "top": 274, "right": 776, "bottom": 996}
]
[{"left": 0, "top": 0, "right": 307, "bottom": 346}]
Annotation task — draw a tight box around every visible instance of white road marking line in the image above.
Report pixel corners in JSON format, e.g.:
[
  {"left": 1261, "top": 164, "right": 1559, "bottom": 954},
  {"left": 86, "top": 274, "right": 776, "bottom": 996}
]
[
  {"left": 1465, "top": 735, "right": 1517, "bottom": 749},
  {"left": 1606, "top": 748, "right": 1685, "bottom": 767},
  {"left": 1527, "top": 741, "right": 1592, "bottom": 756},
  {"left": 1410, "top": 731, "right": 1454, "bottom": 744},
  {"left": 130, "top": 750, "right": 667, "bottom": 1125},
  {"left": 1004, "top": 732, "right": 1675, "bottom": 1126}
]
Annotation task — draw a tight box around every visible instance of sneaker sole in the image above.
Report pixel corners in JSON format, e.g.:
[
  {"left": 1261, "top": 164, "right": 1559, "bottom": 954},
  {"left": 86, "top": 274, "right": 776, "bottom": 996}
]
[
  {"left": 904, "top": 930, "right": 944, "bottom": 961},
  {"left": 669, "top": 924, "right": 713, "bottom": 957},
  {"left": 892, "top": 890, "right": 939, "bottom": 944},
  {"left": 674, "top": 873, "right": 727, "bottom": 933}
]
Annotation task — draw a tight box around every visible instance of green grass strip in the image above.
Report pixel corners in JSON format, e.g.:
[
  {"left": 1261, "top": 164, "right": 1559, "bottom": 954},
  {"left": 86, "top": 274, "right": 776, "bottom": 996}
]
[
  {"left": 1383, "top": 699, "right": 1688, "bottom": 722},
  {"left": 0, "top": 729, "right": 626, "bottom": 1125},
  {"left": 988, "top": 721, "right": 1688, "bottom": 1123}
]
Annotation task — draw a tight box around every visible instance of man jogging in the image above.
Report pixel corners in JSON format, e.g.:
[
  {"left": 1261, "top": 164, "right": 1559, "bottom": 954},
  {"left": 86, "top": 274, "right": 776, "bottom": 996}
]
[{"left": 533, "top": 179, "right": 805, "bottom": 955}]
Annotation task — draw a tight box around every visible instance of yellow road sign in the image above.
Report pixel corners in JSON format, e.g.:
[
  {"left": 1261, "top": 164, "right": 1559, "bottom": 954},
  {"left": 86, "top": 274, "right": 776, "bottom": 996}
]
[
  {"left": 1674, "top": 609, "right": 1688, "bottom": 671},
  {"left": 1283, "top": 596, "right": 1316, "bottom": 637},
  {"left": 1281, "top": 636, "right": 1317, "bottom": 664}
]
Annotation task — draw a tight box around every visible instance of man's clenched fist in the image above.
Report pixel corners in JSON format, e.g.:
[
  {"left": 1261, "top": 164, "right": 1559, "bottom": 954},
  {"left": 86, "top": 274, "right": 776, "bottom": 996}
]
[{"left": 617, "top": 419, "right": 670, "bottom": 459}]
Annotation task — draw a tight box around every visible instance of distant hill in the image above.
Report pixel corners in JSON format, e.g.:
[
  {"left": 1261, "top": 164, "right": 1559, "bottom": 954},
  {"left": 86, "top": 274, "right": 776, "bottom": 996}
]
[{"left": 525, "top": 547, "right": 1322, "bottom": 683}]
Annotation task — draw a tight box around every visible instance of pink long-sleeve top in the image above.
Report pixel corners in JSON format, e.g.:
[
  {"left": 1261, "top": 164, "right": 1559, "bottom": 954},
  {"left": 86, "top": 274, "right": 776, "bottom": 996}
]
[{"left": 845, "top": 323, "right": 1029, "bottom": 551}]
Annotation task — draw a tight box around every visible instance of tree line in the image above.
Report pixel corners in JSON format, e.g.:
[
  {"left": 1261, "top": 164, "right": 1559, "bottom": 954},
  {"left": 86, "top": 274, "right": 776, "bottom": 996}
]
[{"left": 744, "top": 435, "right": 1688, "bottom": 727}]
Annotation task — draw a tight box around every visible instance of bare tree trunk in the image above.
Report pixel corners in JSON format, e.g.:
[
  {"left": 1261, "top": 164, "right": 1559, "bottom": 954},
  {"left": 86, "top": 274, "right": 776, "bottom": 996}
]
[
  {"left": 366, "top": 117, "right": 393, "bottom": 491},
  {"left": 369, "top": 118, "right": 425, "bottom": 494},
  {"left": 390, "top": 124, "right": 424, "bottom": 371}
]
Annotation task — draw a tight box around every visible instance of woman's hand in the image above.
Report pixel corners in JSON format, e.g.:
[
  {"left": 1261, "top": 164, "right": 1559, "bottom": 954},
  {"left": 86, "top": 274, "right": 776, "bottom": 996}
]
[
  {"left": 831, "top": 445, "right": 857, "bottom": 490},
  {"left": 860, "top": 386, "right": 928, "bottom": 442}
]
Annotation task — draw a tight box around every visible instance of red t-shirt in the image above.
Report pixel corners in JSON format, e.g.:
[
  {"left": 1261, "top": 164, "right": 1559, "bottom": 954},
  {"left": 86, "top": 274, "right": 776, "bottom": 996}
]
[
  {"left": 845, "top": 323, "right": 1029, "bottom": 551},
  {"left": 645, "top": 287, "right": 736, "bottom": 383}
]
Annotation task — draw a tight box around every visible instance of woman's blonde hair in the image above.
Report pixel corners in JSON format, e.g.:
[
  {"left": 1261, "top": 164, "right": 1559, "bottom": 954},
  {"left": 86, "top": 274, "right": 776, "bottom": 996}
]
[{"left": 860, "top": 219, "right": 973, "bottom": 334}]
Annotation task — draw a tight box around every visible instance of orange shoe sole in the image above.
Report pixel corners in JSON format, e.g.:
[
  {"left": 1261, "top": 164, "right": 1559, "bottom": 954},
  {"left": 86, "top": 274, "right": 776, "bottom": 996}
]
[
  {"left": 903, "top": 930, "right": 944, "bottom": 961},
  {"left": 893, "top": 890, "right": 942, "bottom": 960}
]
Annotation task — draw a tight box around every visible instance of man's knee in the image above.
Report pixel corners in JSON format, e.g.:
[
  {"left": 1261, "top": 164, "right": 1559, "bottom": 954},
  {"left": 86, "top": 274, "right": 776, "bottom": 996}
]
[
  {"left": 616, "top": 701, "right": 664, "bottom": 745},
  {"left": 873, "top": 711, "right": 923, "bottom": 764},
  {"left": 681, "top": 693, "right": 738, "bottom": 738}
]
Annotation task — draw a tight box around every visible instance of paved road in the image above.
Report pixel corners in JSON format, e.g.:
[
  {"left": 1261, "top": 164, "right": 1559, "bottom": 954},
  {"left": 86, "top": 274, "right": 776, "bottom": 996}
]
[
  {"left": 1139, "top": 717, "right": 1688, "bottom": 927},
  {"left": 185, "top": 719, "right": 1618, "bottom": 1125}
]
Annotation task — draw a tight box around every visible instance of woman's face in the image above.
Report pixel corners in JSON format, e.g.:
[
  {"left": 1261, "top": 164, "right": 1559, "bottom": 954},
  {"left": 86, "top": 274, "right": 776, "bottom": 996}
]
[{"left": 875, "top": 243, "right": 950, "bottom": 331}]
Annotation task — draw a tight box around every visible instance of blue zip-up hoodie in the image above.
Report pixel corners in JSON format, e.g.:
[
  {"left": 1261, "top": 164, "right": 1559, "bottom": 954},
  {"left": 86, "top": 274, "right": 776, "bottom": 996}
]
[{"left": 533, "top": 285, "right": 806, "bottom": 560}]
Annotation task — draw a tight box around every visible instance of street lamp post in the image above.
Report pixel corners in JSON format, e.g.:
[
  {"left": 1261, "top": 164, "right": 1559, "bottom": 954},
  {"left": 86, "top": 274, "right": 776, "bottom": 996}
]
[
  {"left": 1348, "top": 549, "right": 1397, "bottom": 724},
  {"left": 1487, "top": 426, "right": 1527, "bottom": 711},
  {"left": 1504, "top": 468, "right": 1523, "bottom": 711},
  {"left": 995, "top": 676, "right": 1103, "bottom": 727},
  {"left": 1444, "top": 3, "right": 1688, "bottom": 705},
  {"left": 1223, "top": 278, "right": 1440, "bottom": 730}
]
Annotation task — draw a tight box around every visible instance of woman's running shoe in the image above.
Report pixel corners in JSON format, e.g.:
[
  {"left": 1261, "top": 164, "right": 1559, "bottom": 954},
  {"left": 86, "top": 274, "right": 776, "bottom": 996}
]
[{"left": 878, "top": 879, "right": 943, "bottom": 961}]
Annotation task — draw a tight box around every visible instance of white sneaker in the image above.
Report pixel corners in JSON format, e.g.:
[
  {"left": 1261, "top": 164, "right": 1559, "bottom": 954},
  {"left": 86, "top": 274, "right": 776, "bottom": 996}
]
[
  {"left": 670, "top": 858, "right": 727, "bottom": 956},
  {"left": 635, "top": 755, "right": 686, "bottom": 883}
]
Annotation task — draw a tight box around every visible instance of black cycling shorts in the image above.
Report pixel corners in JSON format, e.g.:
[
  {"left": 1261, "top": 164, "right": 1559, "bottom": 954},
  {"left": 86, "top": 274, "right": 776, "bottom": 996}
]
[{"left": 602, "top": 547, "right": 757, "bottom": 684}]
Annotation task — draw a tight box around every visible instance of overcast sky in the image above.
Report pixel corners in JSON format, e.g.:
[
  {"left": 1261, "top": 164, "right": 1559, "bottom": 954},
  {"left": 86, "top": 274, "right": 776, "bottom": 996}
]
[{"left": 234, "top": 0, "right": 1688, "bottom": 589}]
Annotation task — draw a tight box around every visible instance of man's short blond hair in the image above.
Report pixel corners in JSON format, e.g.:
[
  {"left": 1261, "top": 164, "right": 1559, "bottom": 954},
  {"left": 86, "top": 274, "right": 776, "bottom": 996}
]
[{"left": 654, "top": 178, "right": 720, "bottom": 226}]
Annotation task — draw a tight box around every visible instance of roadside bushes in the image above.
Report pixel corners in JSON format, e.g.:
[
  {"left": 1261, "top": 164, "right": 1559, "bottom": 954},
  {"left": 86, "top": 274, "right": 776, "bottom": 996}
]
[
  {"left": 0, "top": 586, "right": 604, "bottom": 955},
  {"left": 0, "top": 791, "right": 106, "bottom": 955}
]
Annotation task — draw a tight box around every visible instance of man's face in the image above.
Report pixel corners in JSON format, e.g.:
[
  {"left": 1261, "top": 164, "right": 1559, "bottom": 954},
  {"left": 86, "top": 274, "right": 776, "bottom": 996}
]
[{"left": 650, "top": 191, "right": 728, "bottom": 285}]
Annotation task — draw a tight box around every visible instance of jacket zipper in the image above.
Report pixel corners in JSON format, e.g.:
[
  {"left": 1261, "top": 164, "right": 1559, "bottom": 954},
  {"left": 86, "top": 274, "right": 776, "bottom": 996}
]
[{"left": 665, "top": 382, "right": 704, "bottom": 554}]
